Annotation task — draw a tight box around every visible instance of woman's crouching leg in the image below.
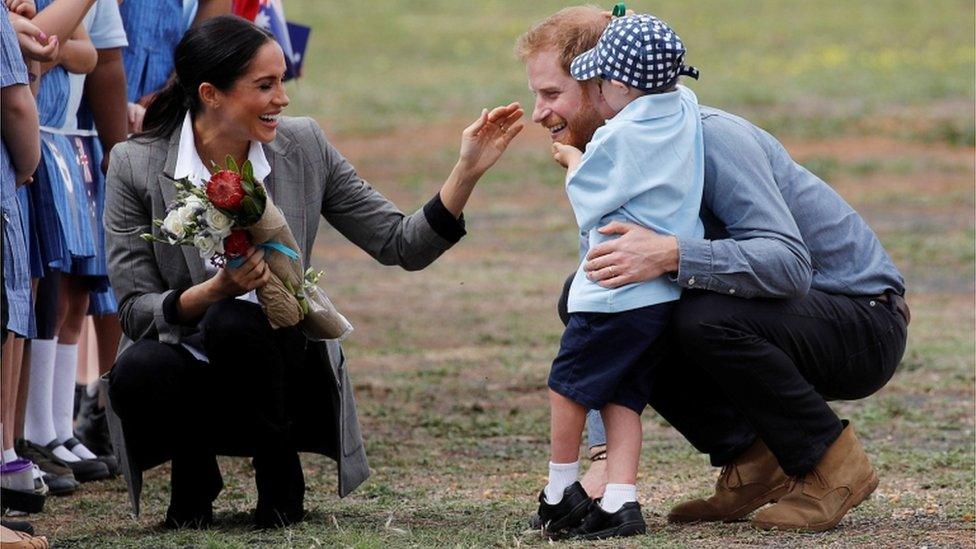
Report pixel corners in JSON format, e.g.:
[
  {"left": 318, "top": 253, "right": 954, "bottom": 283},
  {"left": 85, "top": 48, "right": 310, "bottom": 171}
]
[
  {"left": 108, "top": 339, "right": 222, "bottom": 527},
  {"left": 199, "top": 299, "right": 308, "bottom": 526}
]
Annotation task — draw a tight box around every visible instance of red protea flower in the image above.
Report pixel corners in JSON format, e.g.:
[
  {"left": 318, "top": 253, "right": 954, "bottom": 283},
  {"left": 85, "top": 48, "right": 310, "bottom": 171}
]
[
  {"left": 206, "top": 170, "right": 245, "bottom": 211},
  {"left": 223, "top": 229, "right": 252, "bottom": 258}
]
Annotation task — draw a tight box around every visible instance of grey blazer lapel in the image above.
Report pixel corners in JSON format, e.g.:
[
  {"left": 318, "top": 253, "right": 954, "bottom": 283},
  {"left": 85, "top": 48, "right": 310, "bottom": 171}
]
[
  {"left": 261, "top": 134, "right": 308, "bottom": 258},
  {"left": 157, "top": 129, "right": 206, "bottom": 285}
]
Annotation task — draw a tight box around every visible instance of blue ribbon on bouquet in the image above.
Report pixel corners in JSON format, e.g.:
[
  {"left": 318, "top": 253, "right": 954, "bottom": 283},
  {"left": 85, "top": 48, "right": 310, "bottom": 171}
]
[{"left": 226, "top": 240, "right": 299, "bottom": 268}]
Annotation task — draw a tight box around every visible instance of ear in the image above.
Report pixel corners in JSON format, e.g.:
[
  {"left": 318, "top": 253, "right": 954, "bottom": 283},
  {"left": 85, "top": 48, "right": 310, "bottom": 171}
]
[
  {"left": 197, "top": 82, "right": 221, "bottom": 109},
  {"left": 609, "top": 80, "right": 628, "bottom": 92}
]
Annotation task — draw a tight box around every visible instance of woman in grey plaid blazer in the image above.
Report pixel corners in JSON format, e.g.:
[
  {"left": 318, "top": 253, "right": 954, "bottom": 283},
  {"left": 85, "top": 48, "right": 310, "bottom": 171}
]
[{"left": 103, "top": 15, "right": 523, "bottom": 529}]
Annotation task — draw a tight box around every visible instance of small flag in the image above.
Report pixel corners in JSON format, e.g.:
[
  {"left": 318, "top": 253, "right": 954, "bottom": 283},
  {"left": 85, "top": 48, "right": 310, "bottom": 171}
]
[{"left": 232, "top": 0, "right": 310, "bottom": 81}]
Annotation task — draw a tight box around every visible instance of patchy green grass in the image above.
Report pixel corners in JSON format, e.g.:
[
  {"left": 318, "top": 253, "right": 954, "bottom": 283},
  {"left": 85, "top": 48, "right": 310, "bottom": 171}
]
[
  {"left": 25, "top": 1, "right": 975, "bottom": 547},
  {"left": 294, "top": 0, "right": 974, "bottom": 143}
]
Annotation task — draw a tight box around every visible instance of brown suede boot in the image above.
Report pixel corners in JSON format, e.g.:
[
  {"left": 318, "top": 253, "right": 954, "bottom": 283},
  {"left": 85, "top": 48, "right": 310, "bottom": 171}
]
[
  {"left": 751, "top": 423, "right": 879, "bottom": 532},
  {"left": 668, "top": 438, "right": 789, "bottom": 523}
]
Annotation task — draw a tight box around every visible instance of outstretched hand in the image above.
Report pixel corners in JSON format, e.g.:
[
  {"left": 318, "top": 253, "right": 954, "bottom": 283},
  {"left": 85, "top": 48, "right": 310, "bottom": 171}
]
[{"left": 458, "top": 102, "right": 524, "bottom": 178}]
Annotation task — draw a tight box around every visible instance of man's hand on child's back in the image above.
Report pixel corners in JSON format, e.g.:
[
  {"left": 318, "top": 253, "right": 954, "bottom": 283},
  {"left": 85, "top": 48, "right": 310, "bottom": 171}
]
[{"left": 552, "top": 142, "right": 582, "bottom": 170}]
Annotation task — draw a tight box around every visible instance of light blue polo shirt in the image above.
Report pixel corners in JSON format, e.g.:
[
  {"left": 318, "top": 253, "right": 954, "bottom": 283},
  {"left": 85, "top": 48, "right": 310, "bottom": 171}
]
[{"left": 567, "top": 85, "right": 705, "bottom": 313}]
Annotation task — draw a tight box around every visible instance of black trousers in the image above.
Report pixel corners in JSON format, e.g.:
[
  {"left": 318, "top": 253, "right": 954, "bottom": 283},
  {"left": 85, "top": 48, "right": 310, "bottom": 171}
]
[
  {"left": 559, "top": 278, "right": 907, "bottom": 475},
  {"left": 109, "top": 299, "right": 309, "bottom": 519}
]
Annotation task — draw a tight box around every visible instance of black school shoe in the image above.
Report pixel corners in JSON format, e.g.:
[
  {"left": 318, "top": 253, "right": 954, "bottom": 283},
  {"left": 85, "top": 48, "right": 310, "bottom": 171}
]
[
  {"left": 535, "top": 482, "right": 591, "bottom": 538},
  {"left": 570, "top": 500, "right": 646, "bottom": 540},
  {"left": 41, "top": 440, "right": 110, "bottom": 482}
]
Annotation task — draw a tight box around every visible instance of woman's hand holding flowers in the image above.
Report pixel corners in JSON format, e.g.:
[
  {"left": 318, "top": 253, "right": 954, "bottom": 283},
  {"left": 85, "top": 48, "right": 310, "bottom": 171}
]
[{"left": 212, "top": 247, "right": 272, "bottom": 297}]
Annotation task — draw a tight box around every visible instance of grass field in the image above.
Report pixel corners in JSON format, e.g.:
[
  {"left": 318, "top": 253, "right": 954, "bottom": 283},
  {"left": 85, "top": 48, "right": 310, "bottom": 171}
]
[{"left": 28, "top": 1, "right": 976, "bottom": 547}]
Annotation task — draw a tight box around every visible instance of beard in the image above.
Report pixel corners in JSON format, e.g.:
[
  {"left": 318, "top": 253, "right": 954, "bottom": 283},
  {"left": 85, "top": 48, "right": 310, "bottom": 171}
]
[{"left": 565, "top": 85, "right": 605, "bottom": 150}]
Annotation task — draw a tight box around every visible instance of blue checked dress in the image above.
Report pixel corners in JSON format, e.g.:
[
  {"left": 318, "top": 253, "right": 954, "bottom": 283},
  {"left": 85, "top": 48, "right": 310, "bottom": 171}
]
[
  {"left": 1, "top": 7, "right": 35, "bottom": 337},
  {"left": 30, "top": 0, "right": 98, "bottom": 276},
  {"left": 119, "top": 0, "right": 183, "bottom": 101},
  {"left": 73, "top": 104, "right": 117, "bottom": 315}
]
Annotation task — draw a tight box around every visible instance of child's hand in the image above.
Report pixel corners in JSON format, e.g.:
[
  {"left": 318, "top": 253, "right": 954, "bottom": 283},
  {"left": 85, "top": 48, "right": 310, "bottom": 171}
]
[
  {"left": 552, "top": 142, "right": 582, "bottom": 169},
  {"left": 6, "top": 0, "right": 36, "bottom": 18},
  {"left": 9, "top": 12, "right": 57, "bottom": 62}
]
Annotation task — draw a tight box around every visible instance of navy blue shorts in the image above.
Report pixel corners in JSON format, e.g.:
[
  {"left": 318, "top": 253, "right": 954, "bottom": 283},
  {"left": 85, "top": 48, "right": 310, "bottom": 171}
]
[{"left": 548, "top": 302, "right": 674, "bottom": 414}]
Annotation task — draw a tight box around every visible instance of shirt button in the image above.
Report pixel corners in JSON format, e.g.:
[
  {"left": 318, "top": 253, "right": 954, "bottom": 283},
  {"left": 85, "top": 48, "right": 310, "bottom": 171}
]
[
  {"left": 687, "top": 277, "right": 695, "bottom": 286},
  {"left": 869, "top": 300, "right": 876, "bottom": 307},
  {"left": 729, "top": 288, "right": 736, "bottom": 294}
]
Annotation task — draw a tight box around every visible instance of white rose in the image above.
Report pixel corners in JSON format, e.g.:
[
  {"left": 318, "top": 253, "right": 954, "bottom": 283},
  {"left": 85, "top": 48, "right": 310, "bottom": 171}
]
[
  {"left": 178, "top": 204, "right": 199, "bottom": 225},
  {"left": 184, "top": 194, "right": 206, "bottom": 210},
  {"left": 204, "top": 207, "right": 232, "bottom": 237},
  {"left": 162, "top": 210, "right": 185, "bottom": 242},
  {"left": 194, "top": 233, "right": 218, "bottom": 258}
]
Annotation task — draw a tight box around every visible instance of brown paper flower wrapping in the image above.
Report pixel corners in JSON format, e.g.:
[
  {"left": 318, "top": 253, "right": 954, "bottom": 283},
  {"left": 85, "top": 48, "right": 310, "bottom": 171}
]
[{"left": 248, "top": 193, "right": 353, "bottom": 340}]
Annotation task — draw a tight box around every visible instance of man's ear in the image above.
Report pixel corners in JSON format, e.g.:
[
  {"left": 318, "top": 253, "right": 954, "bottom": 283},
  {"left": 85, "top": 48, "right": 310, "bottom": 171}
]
[
  {"left": 609, "top": 79, "right": 628, "bottom": 92},
  {"left": 198, "top": 82, "right": 220, "bottom": 109}
]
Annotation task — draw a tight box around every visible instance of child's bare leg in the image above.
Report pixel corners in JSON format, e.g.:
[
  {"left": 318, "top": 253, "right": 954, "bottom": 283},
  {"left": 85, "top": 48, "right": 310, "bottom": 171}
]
[
  {"left": 2, "top": 335, "right": 23, "bottom": 455},
  {"left": 601, "top": 403, "right": 642, "bottom": 511},
  {"left": 549, "top": 389, "right": 586, "bottom": 463},
  {"left": 546, "top": 389, "right": 587, "bottom": 502},
  {"left": 604, "top": 404, "right": 641, "bottom": 484}
]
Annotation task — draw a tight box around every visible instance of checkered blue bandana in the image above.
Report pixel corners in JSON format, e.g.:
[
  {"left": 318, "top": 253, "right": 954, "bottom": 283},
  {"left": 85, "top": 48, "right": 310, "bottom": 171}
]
[{"left": 570, "top": 13, "right": 700, "bottom": 92}]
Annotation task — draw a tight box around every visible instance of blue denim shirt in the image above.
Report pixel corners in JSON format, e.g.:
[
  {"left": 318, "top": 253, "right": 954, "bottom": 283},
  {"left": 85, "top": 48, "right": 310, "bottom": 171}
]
[{"left": 677, "top": 107, "right": 905, "bottom": 299}]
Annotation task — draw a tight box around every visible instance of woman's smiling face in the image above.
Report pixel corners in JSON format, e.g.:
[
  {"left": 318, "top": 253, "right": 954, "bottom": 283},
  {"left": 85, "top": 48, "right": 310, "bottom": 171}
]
[{"left": 214, "top": 40, "right": 290, "bottom": 143}]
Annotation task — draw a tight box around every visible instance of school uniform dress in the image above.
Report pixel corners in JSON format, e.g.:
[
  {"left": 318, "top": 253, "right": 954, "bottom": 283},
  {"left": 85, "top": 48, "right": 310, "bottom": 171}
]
[
  {"left": 118, "top": 0, "right": 183, "bottom": 102},
  {"left": 0, "top": 6, "right": 34, "bottom": 338},
  {"left": 57, "top": 0, "right": 129, "bottom": 315}
]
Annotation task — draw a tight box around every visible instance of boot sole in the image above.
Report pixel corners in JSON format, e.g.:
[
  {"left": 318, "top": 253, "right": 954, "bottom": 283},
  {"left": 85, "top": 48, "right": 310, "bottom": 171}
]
[
  {"left": 574, "top": 520, "right": 647, "bottom": 540},
  {"left": 752, "top": 471, "right": 879, "bottom": 533},
  {"left": 667, "top": 481, "right": 791, "bottom": 524}
]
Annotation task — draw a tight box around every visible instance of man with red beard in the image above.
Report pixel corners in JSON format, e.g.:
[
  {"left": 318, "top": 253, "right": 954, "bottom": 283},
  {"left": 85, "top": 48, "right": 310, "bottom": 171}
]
[{"left": 516, "top": 6, "right": 909, "bottom": 533}]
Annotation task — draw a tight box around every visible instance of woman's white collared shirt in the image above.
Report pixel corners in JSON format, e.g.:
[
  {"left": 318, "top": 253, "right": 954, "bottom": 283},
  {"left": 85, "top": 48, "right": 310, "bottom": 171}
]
[{"left": 172, "top": 111, "right": 273, "bottom": 360}]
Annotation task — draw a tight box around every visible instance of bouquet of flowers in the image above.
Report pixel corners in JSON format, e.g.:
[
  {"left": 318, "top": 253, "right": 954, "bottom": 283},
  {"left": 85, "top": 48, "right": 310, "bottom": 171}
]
[{"left": 142, "top": 156, "right": 353, "bottom": 340}]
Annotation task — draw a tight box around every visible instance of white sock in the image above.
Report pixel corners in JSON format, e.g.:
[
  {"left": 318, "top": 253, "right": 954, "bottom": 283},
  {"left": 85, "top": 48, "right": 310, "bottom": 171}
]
[
  {"left": 2, "top": 447, "right": 17, "bottom": 464},
  {"left": 51, "top": 444, "right": 80, "bottom": 463},
  {"left": 600, "top": 483, "right": 637, "bottom": 513},
  {"left": 545, "top": 460, "right": 579, "bottom": 504},
  {"left": 86, "top": 379, "right": 99, "bottom": 398},
  {"left": 25, "top": 338, "right": 59, "bottom": 447},
  {"left": 52, "top": 343, "right": 79, "bottom": 443},
  {"left": 51, "top": 344, "right": 98, "bottom": 460}
]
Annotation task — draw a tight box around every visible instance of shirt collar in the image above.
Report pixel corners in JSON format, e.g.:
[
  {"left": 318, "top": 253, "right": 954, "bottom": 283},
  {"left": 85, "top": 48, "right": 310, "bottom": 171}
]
[
  {"left": 173, "top": 111, "right": 272, "bottom": 185},
  {"left": 614, "top": 85, "right": 695, "bottom": 122}
]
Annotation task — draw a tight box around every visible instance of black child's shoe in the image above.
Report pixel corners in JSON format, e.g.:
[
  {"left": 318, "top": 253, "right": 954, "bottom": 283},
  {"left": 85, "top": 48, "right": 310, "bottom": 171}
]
[
  {"left": 572, "top": 500, "right": 647, "bottom": 540},
  {"left": 535, "top": 482, "right": 591, "bottom": 538}
]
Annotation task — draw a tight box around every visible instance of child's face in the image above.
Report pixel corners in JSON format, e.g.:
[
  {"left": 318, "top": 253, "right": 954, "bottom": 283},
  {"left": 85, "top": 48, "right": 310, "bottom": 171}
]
[{"left": 599, "top": 78, "right": 637, "bottom": 113}]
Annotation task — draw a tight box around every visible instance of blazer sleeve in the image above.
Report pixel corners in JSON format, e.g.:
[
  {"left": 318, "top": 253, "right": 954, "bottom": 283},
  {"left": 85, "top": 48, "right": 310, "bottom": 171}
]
[
  {"left": 306, "top": 119, "right": 460, "bottom": 271},
  {"left": 104, "top": 142, "right": 192, "bottom": 344}
]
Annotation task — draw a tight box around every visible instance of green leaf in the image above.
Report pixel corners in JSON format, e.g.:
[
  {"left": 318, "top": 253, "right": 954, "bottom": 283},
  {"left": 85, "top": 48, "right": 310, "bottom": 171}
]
[
  {"left": 241, "top": 196, "right": 260, "bottom": 217},
  {"left": 225, "top": 154, "right": 239, "bottom": 173},
  {"left": 241, "top": 179, "right": 255, "bottom": 196},
  {"left": 242, "top": 160, "right": 254, "bottom": 182},
  {"left": 209, "top": 160, "right": 220, "bottom": 174},
  {"left": 140, "top": 233, "right": 154, "bottom": 242},
  {"left": 253, "top": 184, "right": 267, "bottom": 199}
]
